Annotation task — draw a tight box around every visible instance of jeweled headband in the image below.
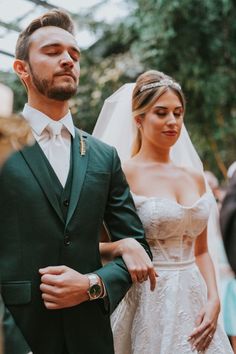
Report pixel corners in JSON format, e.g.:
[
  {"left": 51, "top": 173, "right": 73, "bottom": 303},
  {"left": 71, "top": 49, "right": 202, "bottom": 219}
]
[{"left": 140, "top": 78, "right": 181, "bottom": 93}]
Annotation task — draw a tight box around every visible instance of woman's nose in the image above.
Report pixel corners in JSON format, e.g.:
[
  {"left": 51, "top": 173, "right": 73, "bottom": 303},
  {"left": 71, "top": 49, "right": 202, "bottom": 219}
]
[{"left": 166, "top": 112, "right": 177, "bottom": 124}]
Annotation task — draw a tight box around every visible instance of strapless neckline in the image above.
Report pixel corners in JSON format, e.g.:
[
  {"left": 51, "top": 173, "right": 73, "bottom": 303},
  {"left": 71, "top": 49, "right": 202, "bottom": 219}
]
[{"left": 131, "top": 191, "right": 210, "bottom": 209}]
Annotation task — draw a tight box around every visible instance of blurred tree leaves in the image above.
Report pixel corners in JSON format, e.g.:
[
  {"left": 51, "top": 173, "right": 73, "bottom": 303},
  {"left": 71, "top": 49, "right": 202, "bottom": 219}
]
[
  {"left": 125, "top": 0, "right": 236, "bottom": 179},
  {"left": 1, "top": 0, "right": 235, "bottom": 180}
]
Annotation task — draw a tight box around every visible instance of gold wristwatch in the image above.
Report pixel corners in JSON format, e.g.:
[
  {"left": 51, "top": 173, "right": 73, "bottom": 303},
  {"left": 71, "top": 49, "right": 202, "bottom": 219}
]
[{"left": 87, "top": 273, "right": 103, "bottom": 300}]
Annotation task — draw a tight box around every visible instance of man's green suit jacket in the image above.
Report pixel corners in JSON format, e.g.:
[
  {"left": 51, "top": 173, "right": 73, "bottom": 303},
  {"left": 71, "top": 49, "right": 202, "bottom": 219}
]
[{"left": 0, "top": 130, "right": 151, "bottom": 354}]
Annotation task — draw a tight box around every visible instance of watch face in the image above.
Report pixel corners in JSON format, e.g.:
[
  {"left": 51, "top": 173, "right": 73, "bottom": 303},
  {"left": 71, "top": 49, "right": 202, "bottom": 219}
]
[{"left": 89, "top": 284, "right": 102, "bottom": 299}]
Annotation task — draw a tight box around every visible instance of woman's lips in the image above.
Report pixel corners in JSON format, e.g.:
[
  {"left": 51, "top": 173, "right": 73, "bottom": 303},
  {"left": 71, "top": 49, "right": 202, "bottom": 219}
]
[{"left": 162, "top": 130, "right": 177, "bottom": 136}]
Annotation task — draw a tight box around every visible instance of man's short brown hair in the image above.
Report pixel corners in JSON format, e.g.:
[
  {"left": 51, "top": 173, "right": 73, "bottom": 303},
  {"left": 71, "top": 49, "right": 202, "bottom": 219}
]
[{"left": 15, "top": 8, "right": 75, "bottom": 61}]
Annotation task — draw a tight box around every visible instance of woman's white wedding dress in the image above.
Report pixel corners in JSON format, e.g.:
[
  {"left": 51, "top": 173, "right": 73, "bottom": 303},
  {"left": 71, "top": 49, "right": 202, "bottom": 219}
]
[{"left": 111, "top": 192, "right": 233, "bottom": 354}]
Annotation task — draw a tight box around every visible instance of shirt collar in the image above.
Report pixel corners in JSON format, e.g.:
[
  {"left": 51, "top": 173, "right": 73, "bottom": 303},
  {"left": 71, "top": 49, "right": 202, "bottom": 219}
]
[{"left": 22, "top": 104, "right": 75, "bottom": 138}]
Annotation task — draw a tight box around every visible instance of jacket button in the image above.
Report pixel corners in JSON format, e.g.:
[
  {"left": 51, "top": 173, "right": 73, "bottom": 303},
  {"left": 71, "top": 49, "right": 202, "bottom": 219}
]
[
  {"left": 64, "top": 235, "right": 71, "bottom": 246},
  {"left": 63, "top": 199, "right": 69, "bottom": 207}
]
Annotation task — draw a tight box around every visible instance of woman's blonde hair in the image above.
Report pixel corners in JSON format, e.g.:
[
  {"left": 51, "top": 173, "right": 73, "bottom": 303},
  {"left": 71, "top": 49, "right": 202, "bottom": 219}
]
[
  {"left": 131, "top": 70, "right": 186, "bottom": 156},
  {"left": 0, "top": 115, "right": 34, "bottom": 166}
]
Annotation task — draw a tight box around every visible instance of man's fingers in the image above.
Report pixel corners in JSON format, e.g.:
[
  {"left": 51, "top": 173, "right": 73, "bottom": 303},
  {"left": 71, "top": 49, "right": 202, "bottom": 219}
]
[
  {"left": 39, "top": 265, "right": 67, "bottom": 275},
  {"left": 43, "top": 301, "right": 60, "bottom": 310},
  {"left": 41, "top": 292, "right": 57, "bottom": 302},
  {"left": 40, "top": 273, "right": 61, "bottom": 286},
  {"left": 39, "top": 282, "right": 65, "bottom": 297}
]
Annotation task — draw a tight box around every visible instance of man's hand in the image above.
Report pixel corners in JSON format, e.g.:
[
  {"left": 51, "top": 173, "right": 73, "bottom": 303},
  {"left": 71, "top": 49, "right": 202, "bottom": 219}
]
[{"left": 39, "top": 266, "right": 89, "bottom": 309}]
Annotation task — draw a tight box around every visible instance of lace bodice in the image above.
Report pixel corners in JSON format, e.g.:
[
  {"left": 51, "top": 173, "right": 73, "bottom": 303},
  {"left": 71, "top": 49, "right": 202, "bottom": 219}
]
[{"left": 132, "top": 192, "right": 213, "bottom": 264}]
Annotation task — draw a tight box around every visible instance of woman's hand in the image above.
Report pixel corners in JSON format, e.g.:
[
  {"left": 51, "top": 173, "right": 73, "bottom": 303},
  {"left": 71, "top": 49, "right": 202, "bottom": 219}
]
[
  {"left": 188, "top": 297, "right": 220, "bottom": 352},
  {"left": 115, "top": 238, "right": 157, "bottom": 291}
]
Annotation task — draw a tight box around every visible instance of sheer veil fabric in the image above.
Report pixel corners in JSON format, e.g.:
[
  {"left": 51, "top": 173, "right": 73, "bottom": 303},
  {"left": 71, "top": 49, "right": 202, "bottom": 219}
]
[
  {"left": 93, "top": 84, "right": 135, "bottom": 162},
  {"left": 93, "top": 83, "right": 220, "bottom": 286}
]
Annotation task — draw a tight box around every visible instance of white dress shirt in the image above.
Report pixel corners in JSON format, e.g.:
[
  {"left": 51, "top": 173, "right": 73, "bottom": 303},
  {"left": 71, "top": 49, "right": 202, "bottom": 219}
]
[{"left": 22, "top": 104, "right": 75, "bottom": 186}]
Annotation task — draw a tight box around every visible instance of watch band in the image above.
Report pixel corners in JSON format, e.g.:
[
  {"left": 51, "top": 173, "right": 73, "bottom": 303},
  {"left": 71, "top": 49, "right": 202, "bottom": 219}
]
[{"left": 87, "top": 273, "right": 103, "bottom": 300}]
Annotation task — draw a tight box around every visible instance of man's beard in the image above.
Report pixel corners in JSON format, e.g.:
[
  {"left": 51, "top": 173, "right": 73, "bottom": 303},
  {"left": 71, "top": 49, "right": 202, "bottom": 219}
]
[{"left": 29, "top": 63, "right": 77, "bottom": 101}]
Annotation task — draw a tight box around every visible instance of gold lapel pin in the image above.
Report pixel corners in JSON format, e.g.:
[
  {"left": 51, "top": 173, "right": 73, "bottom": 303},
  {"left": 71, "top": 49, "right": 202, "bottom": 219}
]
[{"left": 79, "top": 131, "right": 86, "bottom": 156}]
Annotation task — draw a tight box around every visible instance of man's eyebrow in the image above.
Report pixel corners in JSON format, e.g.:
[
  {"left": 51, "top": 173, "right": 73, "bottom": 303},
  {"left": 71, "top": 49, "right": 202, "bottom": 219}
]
[{"left": 41, "top": 43, "right": 81, "bottom": 55}]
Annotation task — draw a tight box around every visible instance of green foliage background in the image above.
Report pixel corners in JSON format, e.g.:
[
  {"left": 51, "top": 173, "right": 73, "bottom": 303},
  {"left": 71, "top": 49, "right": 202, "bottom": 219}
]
[{"left": 1, "top": 0, "right": 235, "bottom": 181}]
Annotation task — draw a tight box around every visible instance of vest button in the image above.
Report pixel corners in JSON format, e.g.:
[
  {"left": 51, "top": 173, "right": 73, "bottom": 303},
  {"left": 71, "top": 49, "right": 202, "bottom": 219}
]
[
  {"left": 64, "top": 235, "right": 71, "bottom": 246},
  {"left": 63, "top": 199, "right": 69, "bottom": 207}
]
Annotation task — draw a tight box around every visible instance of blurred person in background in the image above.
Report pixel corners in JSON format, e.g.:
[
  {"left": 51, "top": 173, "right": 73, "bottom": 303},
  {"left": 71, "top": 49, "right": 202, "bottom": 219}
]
[
  {"left": 0, "top": 84, "right": 13, "bottom": 118},
  {"left": 227, "top": 162, "right": 236, "bottom": 180},
  {"left": 220, "top": 163, "right": 236, "bottom": 352},
  {"left": 204, "top": 170, "right": 226, "bottom": 209},
  {"left": 0, "top": 114, "right": 33, "bottom": 354},
  {"left": 220, "top": 162, "right": 236, "bottom": 273},
  {"left": 0, "top": 83, "right": 33, "bottom": 354},
  {"left": 0, "top": 115, "right": 34, "bottom": 166},
  {"left": 205, "top": 170, "right": 236, "bottom": 353}
]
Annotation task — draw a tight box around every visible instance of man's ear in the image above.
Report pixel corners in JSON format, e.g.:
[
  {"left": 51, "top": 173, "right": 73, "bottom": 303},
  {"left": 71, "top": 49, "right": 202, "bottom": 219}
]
[
  {"left": 13, "top": 59, "right": 30, "bottom": 91},
  {"left": 13, "top": 59, "right": 29, "bottom": 80}
]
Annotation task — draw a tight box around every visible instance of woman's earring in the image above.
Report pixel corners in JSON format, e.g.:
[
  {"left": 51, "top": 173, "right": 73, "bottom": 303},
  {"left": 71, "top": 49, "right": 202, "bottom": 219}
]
[{"left": 137, "top": 123, "right": 142, "bottom": 129}]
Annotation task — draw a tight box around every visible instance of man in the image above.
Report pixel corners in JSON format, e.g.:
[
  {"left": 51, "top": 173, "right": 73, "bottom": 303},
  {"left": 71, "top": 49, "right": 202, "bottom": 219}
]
[
  {"left": 0, "top": 9, "right": 153, "bottom": 354},
  {"left": 220, "top": 168, "right": 236, "bottom": 274}
]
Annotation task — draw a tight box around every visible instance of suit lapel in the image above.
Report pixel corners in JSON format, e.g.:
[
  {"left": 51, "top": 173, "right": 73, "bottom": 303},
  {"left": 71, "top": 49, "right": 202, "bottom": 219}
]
[
  {"left": 20, "top": 142, "right": 64, "bottom": 223},
  {"left": 66, "top": 130, "right": 89, "bottom": 226}
]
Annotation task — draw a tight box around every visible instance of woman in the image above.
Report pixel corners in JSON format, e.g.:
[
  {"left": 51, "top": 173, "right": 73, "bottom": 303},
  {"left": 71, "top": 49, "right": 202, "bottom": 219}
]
[
  {"left": 0, "top": 114, "right": 34, "bottom": 166},
  {"left": 95, "top": 70, "right": 233, "bottom": 353},
  {"left": 0, "top": 114, "right": 33, "bottom": 354}
]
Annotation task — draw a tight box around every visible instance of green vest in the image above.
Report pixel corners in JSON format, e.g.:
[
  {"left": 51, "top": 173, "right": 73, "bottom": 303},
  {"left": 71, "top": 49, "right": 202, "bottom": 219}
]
[{"left": 40, "top": 142, "right": 73, "bottom": 222}]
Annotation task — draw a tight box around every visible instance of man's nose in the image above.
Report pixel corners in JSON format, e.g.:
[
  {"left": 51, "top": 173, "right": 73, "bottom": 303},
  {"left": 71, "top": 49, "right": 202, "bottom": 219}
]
[{"left": 60, "top": 52, "right": 74, "bottom": 67}]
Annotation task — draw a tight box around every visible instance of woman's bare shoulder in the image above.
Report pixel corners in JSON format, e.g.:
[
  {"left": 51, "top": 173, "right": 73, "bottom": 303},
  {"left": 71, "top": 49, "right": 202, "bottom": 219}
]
[
  {"left": 122, "top": 159, "right": 137, "bottom": 178},
  {"left": 181, "top": 166, "right": 206, "bottom": 194}
]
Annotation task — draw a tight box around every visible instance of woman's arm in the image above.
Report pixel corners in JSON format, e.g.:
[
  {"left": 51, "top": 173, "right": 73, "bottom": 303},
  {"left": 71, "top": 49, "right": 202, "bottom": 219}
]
[
  {"left": 188, "top": 227, "right": 220, "bottom": 352},
  {"left": 99, "top": 225, "right": 157, "bottom": 291}
]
